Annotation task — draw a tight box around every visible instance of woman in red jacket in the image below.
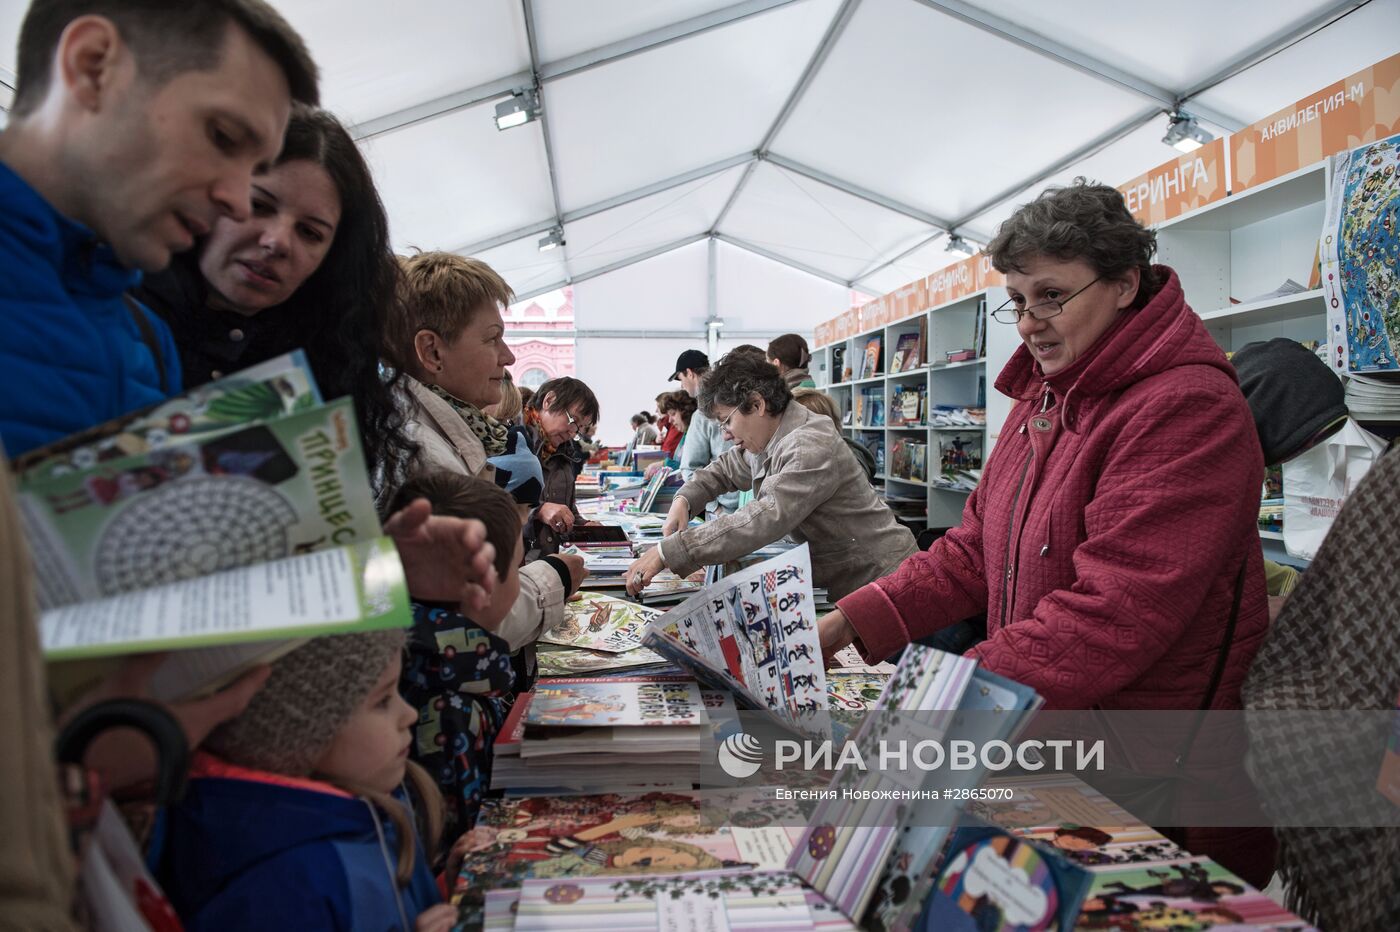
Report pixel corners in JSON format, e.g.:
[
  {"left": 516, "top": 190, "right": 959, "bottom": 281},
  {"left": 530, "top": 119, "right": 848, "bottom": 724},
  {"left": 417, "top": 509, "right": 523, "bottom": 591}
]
[{"left": 818, "top": 180, "right": 1274, "bottom": 885}]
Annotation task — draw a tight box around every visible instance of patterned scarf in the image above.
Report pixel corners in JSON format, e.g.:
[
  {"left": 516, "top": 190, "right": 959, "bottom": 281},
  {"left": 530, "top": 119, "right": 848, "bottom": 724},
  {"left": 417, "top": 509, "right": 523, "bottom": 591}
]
[
  {"left": 1242, "top": 448, "right": 1400, "bottom": 930},
  {"left": 523, "top": 405, "right": 558, "bottom": 460},
  {"left": 426, "top": 382, "right": 508, "bottom": 456}
]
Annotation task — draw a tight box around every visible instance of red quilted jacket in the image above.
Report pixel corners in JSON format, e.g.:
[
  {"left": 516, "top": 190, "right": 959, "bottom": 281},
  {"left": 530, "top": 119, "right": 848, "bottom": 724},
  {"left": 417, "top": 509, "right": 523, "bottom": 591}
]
[{"left": 839, "top": 268, "right": 1270, "bottom": 713}]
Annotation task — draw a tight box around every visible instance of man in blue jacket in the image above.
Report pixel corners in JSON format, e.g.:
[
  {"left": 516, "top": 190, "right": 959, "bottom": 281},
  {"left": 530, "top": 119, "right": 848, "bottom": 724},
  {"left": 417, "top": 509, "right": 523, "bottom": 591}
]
[{"left": 0, "top": 0, "right": 320, "bottom": 456}]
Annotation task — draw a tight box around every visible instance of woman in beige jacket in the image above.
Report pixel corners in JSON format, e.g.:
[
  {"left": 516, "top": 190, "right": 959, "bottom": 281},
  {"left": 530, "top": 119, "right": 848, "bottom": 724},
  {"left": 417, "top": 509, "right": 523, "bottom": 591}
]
[
  {"left": 392, "top": 253, "right": 585, "bottom": 649},
  {"left": 627, "top": 352, "right": 916, "bottom": 601}
]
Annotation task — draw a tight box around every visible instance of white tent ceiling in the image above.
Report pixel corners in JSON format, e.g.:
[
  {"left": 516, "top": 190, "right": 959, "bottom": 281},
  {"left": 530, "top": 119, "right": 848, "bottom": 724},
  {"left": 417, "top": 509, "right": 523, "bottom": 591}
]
[{"left": 2, "top": 0, "right": 1398, "bottom": 322}]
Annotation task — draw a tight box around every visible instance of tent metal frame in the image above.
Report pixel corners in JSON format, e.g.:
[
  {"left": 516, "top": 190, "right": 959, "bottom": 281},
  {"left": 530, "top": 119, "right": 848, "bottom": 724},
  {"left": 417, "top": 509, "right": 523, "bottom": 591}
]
[{"left": 347, "top": 0, "right": 1369, "bottom": 309}]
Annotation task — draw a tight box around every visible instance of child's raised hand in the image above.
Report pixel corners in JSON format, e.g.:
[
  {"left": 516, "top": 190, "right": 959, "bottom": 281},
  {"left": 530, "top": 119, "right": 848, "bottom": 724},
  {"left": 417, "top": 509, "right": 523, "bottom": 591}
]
[{"left": 414, "top": 903, "right": 457, "bottom": 932}]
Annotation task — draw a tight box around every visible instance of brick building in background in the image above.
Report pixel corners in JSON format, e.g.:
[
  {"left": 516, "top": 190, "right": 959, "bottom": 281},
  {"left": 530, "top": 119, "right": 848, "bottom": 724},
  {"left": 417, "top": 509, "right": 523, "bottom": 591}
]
[{"left": 504, "top": 287, "right": 575, "bottom": 389}]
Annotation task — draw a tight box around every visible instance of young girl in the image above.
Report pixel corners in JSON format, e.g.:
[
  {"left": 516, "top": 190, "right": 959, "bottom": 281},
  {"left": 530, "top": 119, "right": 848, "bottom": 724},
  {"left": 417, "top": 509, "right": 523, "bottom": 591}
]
[{"left": 156, "top": 630, "right": 456, "bottom": 931}]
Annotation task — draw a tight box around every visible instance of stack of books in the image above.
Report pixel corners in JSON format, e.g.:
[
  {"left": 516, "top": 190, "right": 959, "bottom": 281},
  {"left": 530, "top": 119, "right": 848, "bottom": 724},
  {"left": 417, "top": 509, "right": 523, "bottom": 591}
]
[
  {"left": 491, "top": 675, "right": 720, "bottom": 793},
  {"left": 927, "top": 405, "right": 986, "bottom": 427}
]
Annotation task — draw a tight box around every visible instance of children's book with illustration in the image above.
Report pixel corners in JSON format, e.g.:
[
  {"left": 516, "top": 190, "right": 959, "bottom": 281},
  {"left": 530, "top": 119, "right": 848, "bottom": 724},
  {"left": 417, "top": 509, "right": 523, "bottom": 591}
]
[
  {"left": 787, "top": 644, "right": 979, "bottom": 922},
  {"left": 860, "top": 338, "right": 882, "bottom": 379},
  {"left": 866, "top": 667, "right": 1043, "bottom": 932},
  {"left": 525, "top": 677, "right": 709, "bottom": 727},
  {"left": 20, "top": 363, "right": 412, "bottom": 702},
  {"left": 642, "top": 544, "right": 827, "bottom": 720},
  {"left": 889, "top": 332, "right": 922, "bottom": 374},
  {"left": 535, "top": 643, "right": 674, "bottom": 678},
  {"left": 453, "top": 789, "right": 814, "bottom": 924},
  {"left": 540, "top": 594, "right": 659, "bottom": 653},
  {"left": 20, "top": 397, "right": 382, "bottom": 610},
  {"left": 511, "top": 870, "right": 818, "bottom": 931},
  {"left": 1074, "top": 857, "right": 1317, "bottom": 930},
  {"left": 916, "top": 817, "right": 1093, "bottom": 932}
]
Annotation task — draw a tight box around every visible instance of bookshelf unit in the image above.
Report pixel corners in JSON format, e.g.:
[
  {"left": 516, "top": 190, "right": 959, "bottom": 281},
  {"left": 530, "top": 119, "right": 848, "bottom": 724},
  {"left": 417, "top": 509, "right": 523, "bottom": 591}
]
[
  {"left": 813, "top": 153, "right": 1348, "bottom": 557},
  {"left": 813, "top": 288, "right": 995, "bottom": 528}
]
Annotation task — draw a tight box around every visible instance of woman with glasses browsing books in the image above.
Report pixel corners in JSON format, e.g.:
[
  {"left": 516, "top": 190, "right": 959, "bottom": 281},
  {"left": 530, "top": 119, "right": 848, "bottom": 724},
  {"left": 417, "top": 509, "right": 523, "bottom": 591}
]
[
  {"left": 519, "top": 377, "right": 601, "bottom": 556},
  {"left": 817, "top": 180, "right": 1275, "bottom": 887},
  {"left": 625, "top": 352, "right": 917, "bottom": 601}
]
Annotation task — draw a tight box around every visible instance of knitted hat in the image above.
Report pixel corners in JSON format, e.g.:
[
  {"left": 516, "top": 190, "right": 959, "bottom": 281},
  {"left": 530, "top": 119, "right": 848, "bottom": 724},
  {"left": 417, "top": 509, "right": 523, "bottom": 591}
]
[
  {"left": 488, "top": 425, "right": 543, "bottom": 507},
  {"left": 1232, "top": 338, "right": 1347, "bottom": 466},
  {"left": 204, "top": 629, "right": 404, "bottom": 777}
]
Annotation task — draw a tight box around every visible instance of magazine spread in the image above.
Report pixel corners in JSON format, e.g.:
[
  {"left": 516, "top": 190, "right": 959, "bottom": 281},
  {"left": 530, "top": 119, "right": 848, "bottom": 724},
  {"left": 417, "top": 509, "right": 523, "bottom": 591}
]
[
  {"left": 20, "top": 397, "right": 382, "bottom": 609},
  {"left": 525, "top": 678, "right": 710, "bottom": 727},
  {"left": 642, "top": 544, "right": 827, "bottom": 720},
  {"left": 540, "top": 594, "right": 660, "bottom": 652}
]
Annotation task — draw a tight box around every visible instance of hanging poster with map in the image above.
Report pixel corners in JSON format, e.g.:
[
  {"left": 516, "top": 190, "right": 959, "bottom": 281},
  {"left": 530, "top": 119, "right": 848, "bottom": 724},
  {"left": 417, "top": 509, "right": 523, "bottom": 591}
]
[{"left": 1322, "top": 130, "right": 1400, "bottom": 373}]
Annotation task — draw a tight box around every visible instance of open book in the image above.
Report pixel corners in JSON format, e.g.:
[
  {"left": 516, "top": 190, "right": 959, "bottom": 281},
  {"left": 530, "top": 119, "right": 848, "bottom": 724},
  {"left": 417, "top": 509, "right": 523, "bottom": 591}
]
[
  {"left": 641, "top": 544, "right": 827, "bottom": 721},
  {"left": 18, "top": 354, "right": 411, "bottom": 702}
]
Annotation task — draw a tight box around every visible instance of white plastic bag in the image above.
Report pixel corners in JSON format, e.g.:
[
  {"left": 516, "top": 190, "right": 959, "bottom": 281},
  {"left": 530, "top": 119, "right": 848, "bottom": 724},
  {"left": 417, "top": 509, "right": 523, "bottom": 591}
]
[{"left": 1283, "top": 417, "right": 1386, "bottom": 559}]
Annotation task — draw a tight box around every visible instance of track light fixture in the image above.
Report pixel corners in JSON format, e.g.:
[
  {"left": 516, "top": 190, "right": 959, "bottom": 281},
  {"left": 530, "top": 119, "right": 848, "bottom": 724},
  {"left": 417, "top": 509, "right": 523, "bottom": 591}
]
[
  {"left": 495, "top": 88, "right": 541, "bottom": 131},
  {"left": 1162, "top": 110, "right": 1213, "bottom": 153},
  {"left": 538, "top": 227, "right": 564, "bottom": 252},
  {"left": 945, "top": 234, "right": 977, "bottom": 258}
]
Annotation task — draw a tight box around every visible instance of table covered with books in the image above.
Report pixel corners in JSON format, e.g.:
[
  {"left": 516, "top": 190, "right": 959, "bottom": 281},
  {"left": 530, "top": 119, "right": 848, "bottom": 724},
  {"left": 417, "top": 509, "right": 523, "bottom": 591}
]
[{"left": 452, "top": 469, "right": 1319, "bottom": 931}]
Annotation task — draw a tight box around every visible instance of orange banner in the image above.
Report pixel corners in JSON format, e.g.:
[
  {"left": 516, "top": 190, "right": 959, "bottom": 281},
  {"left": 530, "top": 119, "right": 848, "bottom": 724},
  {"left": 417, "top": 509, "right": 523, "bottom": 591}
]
[
  {"left": 811, "top": 253, "right": 1004, "bottom": 344},
  {"left": 831, "top": 307, "right": 860, "bottom": 343},
  {"left": 926, "top": 253, "right": 1004, "bottom": 309},
  {"left": 1118, "top": 136, "right": 1227, "bottom": 225},
  {"left": 1231, "top": 51, "right": 1400, "bottom": 192}
]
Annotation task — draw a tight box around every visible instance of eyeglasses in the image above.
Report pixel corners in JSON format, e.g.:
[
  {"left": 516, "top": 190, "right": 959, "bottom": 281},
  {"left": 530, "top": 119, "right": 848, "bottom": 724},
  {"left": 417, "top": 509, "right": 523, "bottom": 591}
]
[
  {"left": 992, "top": 277, "right": 1102, "bottom": 324},
  {"left": 564, "top": 410, "right": 592, "bottom": 437},
  {"left": 717, "top": 407, "right": 740, "bottom": 432}
]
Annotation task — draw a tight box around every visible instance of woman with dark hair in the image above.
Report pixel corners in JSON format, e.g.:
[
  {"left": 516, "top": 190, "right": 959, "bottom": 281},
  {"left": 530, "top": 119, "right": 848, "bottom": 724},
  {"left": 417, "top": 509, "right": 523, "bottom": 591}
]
[
  {"left": 134, "top": 106, "right": 414, "bottom": 495},
  {"left": 767, "top": 333, "right": 816, "bottom": 389},
  {"left": 817, "top": 179, "right": 1274, "bottom": 885},
  {"left": 626, "top": 352, "right": 915, "bottom": 600},
  {"left": 660, "top": 390, "right": 697, "bottom": 438},
  {"left": 655, "top": 391, "right": 682, "bottom": 457},
  {"left": 520, "top": 377, "right": 600, "bottom": 555}
]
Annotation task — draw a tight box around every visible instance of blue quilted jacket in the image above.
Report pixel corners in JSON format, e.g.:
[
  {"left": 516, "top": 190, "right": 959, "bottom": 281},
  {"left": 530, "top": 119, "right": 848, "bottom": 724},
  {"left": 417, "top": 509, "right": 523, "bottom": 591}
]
[{"left": 0, "top": 159, "right": 181, "bottom": 456}]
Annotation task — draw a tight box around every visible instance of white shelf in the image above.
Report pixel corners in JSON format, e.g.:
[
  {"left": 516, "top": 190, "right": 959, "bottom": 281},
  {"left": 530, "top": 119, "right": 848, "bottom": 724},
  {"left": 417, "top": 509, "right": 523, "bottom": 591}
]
[
  {"left": 930, "top": 485, "right": 974, "bottom": 495},
  {"left": 928, "top": 358, "right": 986, "bottom": 372},
  {"left": 930, "top": 424, "right": 986, "bottom": 432},
  {"left": 852, "top": 375, "right": 885, "bottom": 385},
  {"left": 878, "top": 474, "right": 928, "bottom": 487},
  {"left": 887, "top": 424, "right": 929, "bottom": 431},
  {"left": 1197, "top": 289, "right": 1324, "bottom": 326},
  {"left": 1159, "top": 162, "right": 1326, "bottom": 234},
  {"left": 887, "top": 367, "right": 928, "bottom": 379},
  {"left": 1259, "top": 529, "right": 1285, "bottom": 541},
  {"left": 849, "top": 424, "right": 884, "bottom": 431}
]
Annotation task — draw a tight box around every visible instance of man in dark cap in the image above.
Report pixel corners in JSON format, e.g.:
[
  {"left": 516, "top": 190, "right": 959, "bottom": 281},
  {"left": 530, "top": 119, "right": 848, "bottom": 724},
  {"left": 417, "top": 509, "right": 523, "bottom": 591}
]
[{"left": 1232, "top": 338, "right": 1349, "bottom": 619}]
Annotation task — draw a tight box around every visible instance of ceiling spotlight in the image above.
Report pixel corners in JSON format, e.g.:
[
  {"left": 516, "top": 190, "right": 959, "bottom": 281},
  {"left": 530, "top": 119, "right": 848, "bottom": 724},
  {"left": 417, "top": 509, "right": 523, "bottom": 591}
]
[
  {"left": 945, "top": 234, "right": 976, "bottom": 258},
  {"left": 538, "top": 228, "right": 564, "bottom": 252},
  {"left": 1162, "top": 110, "right": 1213, "bottom": 153},
  {"left": 495, "top": 88, "right": 541, "bottom": 131}
]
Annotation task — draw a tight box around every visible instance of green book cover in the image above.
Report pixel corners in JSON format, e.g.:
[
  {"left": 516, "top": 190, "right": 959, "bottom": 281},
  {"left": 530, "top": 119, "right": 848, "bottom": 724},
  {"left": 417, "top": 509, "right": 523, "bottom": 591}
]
[
  {"left": 19, "top": 397, "right": 382, "bottom": 610},
  {"left": 15, "top": 351, "right": 320, "bottom": 482}
]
